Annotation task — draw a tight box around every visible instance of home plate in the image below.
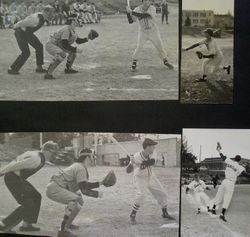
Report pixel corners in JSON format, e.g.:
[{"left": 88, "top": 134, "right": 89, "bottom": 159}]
[
  {"left": 129, "top": 75, "right": 152, "bottom": 80},
  {"left": 160, "top": 223, "right": 179, "bottom": 229}
]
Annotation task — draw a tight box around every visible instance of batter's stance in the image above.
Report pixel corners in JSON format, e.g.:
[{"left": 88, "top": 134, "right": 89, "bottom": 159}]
[
  {"left": 0, "top": 141, "right": 58, "bottom": 233},
  {"left": 129, "top": 138, "right": 175, "bottom": 224},
  {"left": 186, "top": 174, "right": 211, "bottom": 214},
  {"left": 46, "top": 148, "right": 104, "bottom": 237},
  {"left": 8, "top": 5, "right": 54, "bottom": 75},
  {"left": 211, "top": 143, "right": 250, "bottom": 222},
  {"left": 183, "top": 28, "right": 231, "bottom": 82},
  {"left": 126, "top": 0, "right": 173, "bottom": 72}
]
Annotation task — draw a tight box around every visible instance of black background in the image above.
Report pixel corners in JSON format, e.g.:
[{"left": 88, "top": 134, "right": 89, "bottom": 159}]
[{"left": 0, "top": 1, "right": 250, "bottom": 237}]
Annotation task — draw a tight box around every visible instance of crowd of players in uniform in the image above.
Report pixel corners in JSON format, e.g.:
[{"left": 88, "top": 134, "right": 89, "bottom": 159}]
[{"left": 0, "top": 0, "right": 100, "bottom": 29}]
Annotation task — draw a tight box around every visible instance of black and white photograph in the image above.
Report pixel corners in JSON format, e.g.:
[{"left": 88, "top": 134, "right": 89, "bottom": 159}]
[
  {"left": 0, "top": 0, "right": 178, "bottom": 101},
  {"left": 0, "top": 132, "right": 180, "bottom": 237},
  {"left": 181, "top": 129, "right": 250, "bottom": 237},
  {"left": 181, "top": 0, "right": 234, "bottom": 104}
]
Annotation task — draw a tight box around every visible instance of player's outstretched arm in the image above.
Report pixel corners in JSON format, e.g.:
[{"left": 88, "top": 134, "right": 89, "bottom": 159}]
[
  {"left": 202, "top": 54, "right": 215, "bottom": 59},
  {"left": 75, "top": 37, "right": 88, "bottom": 44},
  {"left": 216, "top": 142, "right": 227, "bottom": 161},
  {"left": 131, "top": 11, "right": 151, "bottom": 19},
  {"left": 184, "top": 43, "right": 200, "bottom": 51}
]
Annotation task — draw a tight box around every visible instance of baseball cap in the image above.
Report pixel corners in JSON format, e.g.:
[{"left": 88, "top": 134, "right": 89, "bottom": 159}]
[
  {"left": 143, "top": 138, "right": 158, "bottom": 148},
  {"left": 203, "top": 28, "right": 213, "bottom": 36}
]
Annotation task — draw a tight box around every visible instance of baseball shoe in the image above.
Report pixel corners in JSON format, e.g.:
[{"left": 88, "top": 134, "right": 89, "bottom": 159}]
[
  {"left": 162, "top": 212, "right": 175, "bottom": 220},
  {"left": 219, "top": 214, "right": 227, "bottom": 222},
  {"left": 0, "top": 226, "right": 15, "bottom": 234},
  {"left": 8, "top": 68, "right": 20, "bottom": 75},
  {"left": 36, "top": 67, "right": 47, "bottom": 73},
  {"left": 65, "top": 68, "right": 78, "bottom": 74},
  {"left": 194, "top": 78, "right": 207, "bottom": 82},
  {"left": 131, "top": 63, "right": 137, "bottom": 72},
  {"left": 19, "top": 226, "right": 40, "bottom": 232},
  {"left": 211, "top": 209, "right": 217, "bottom": 215},
  {"left": 57, "top": 230, "right": 76, "bottom": 237},
  {"left": 197, "top": 209, "right": 201, "bottom": 214},
  {"left": 163, "top": 59, "right": 174, "bottom": 70},
  {"left": 44, "top": 74, "right": 56, "bottom": 80},
  {"left": 130, "top": 214, "right": 136, "bottom": 225},
  {"left": 226, "top": 65, "right": 231, "bottom": 75}
]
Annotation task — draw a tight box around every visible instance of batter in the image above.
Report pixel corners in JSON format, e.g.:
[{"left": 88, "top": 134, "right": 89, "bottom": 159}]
[
  {"left": 129, "top": 138, "right": 175, "bottom": 224},
  {"left": 126, "top": 0, "right": 173, "bottom": 72}
]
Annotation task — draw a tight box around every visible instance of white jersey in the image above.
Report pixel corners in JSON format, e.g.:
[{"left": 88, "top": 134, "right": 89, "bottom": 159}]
[
  {"left": 188, "top": 180, "right": 207, "bottom": 193},
  {"left": 132, "top": 151, "right": 155, "bottom": 177},
  {"left": 199, "top": 38, "right": 223, "bottom": 58},
  {"left": 133, "top": 5, "right": 158, "bottom": 33},
  {"left": 224, "top": 158, "right": 245, "bottom": 183}
]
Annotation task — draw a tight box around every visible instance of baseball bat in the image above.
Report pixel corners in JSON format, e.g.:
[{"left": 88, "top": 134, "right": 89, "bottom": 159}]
[
  {"left": 126, "top": 0, "right": 133, "bottom": 24},
  {"left": 108, "top": 134, "right": 131, "bottom": 157}
]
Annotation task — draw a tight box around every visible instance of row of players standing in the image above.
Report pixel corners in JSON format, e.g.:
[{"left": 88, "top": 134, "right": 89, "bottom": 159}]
[{"left": 0, "top": 0, "right": 99, "bottom": 29}]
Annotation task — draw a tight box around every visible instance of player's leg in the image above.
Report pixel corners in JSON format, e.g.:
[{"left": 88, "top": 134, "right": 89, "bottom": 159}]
[
  {"left": 46, "top": 182, "right": 83, "bottom": 236},
  {"left": 200, "top": 192, "right": 211, "bottom": 212},
  {"left": 150, "top": 32, "right": 174, "bottom": 69},
  {"left": 195, "top": 58, "right": 211, "bottom": 82},
  {"left": 219, "top": 181, "right": 234, "bottom": 222},
  {"left": 44, "top": 41, "right": 66, "bottom": 79},
  {"left": 211, "top": 181, "right": 226, "bottom": 214},
  {"left": 130, "top": 176, "right": 147, "bottom": 224},
  {"left": 8, "top": 30, "right": 30, "bottom": 74},
  {"left": 131, "top": 32, "right": 144, "bottom": 72},
  {"left": 148, "top": 174, "right": 175, "bottom": 220},
  {"left": 65, "top": 52, "right": 78, "bottom": 74},
  {"left": 27, "top": 33, "right": 46, "bottom": 73},
  {"left": 193, "top": 193, "right": 202, "bottom": 214}
]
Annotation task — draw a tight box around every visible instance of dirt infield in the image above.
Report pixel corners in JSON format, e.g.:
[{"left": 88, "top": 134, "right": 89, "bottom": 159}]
[
  {"left": 0, "top": 165, "right": 180, "bottom": 237},
  {"left": 181, "top": 36, "right": 233, "bottom": 104},
  {"left": 0, "top": 8, "right": 178, "bottom": 101},
  {"left": 181, "top": 185, "right": 250, "bottom": 237}
]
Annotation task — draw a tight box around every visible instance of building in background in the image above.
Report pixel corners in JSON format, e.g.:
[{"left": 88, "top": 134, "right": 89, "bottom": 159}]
[
  {"left": 214, "top": 14, "right": 234, "bottom": 29},
  {"left": 182, "top": 10, "right": 214, "bottom": 27}
]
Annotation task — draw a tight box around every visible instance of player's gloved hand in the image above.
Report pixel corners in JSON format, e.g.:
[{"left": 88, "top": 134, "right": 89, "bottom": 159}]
[
  {"left": 76, "top": 47, "right": 83, "bottom": 54},
  {"left": 88, "top": 29, "right": 99, "bottom": 40},
  {"left": 98, "top": 191, "right": 103, "bottom": 198},
  {"left": 196, "top": 51, "right": 203, "bottom": 59}
]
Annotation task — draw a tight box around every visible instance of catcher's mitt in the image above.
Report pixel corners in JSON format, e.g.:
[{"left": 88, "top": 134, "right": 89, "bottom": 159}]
[
  {"left": 126, "top": 162, "right": 134, "bottom": 173},
  {"left": 102, "top": 170, "right": 116, "bottom": 187},
  {"left": 196, "top": 51, "right": 203, "bottom": 59},
  {"left": 88, "top": 29, "right": 99, "bottom": 40}
]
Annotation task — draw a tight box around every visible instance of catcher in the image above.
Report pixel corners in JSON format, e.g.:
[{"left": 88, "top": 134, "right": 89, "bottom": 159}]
[
  {"left": 0, "top": 141, "right": 58, "bottom": 234},
  {"left": 46, "top": 148, "right": 116, "bottom": 237},
  {"left": 183, "top": 28, "right": 231, "bottom": 82},
  {"left": 44, "top": 13, "right": 99, "bottom": 79},
  {"left": 129, "top": 138, "right": 175, "bottom": 225}
]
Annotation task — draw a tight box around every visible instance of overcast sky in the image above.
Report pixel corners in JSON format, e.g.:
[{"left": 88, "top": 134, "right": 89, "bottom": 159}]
[
  {"left": 182, "top": 0, "right": 234, "bottom": 15},
  {"left": 183, "top": 129, "right": 250, "bottom": 161}
]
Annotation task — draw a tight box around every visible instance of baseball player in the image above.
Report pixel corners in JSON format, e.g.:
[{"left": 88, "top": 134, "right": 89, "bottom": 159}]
[
  {"left": 0, "top": 141, "right": 58, "bottom": 234},
  {"left": 126, "top": 0, "right": 174, "bottom": 72},
  {"left": 129, "top": 138, "right": 175, "bottom": 224},
  {"left": 183, "top": 28, "right": 231, "bottom": 82},
  {"left": 185, "top": 174, "right": 211, "bottom": 214},
  {"left": 46, "top": 148, "right": 104, "bottom": 237},
  {"left": 8, "top": 5, "right": 54, "bottom": 75},
  {"left": 210, "top": 143, "right": 250, "bottom": 222},
  {"left": 161, "top": 0, "right": 169, "bottom": 24},
  {"left": 44, "top": 13, "right": 98, "bottom": 79}
]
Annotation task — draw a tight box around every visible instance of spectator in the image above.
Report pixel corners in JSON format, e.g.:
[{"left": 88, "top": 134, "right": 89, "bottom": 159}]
[
  {"left": 52, "top": 0, "right": 63, "bottom": 25},
  {"left": 185, "top": 15, "right": 191, "bottom": 27},
  {"left": 61, "top": 0, "right": 70, "bottom": 18},
  {"left": 35, "top": 1, "right": 44, "bottom": 13},
  {"left": 17, "top": 1, "right": 27, "bottom": 20},
  {"left": 28, "top": 1, "right": 36, "bottom": 15},
  {"left": 0, "top": 1, "right": 9, "bottom": 29},
  {"left": 90, "top": 3, "right": 98, "bottom": 23},
  {"left": 161, "top": 0, "right": 168, "bottom": 24}
]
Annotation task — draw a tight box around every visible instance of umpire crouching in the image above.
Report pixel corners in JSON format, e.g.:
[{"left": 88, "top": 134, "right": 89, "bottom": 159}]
[
  {"left": 8, "top": 5, "right": 54, "bottom": 75},
  {"left": 0, "top": 141, "right": 58, "bottom": 234}
]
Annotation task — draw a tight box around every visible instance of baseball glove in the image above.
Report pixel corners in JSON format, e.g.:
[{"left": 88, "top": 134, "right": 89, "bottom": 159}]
[
  {"left": 126, "top": 162, "right": 134, "bottom": 173},
  {"left": 102, "top": 170, "right": 116, "bottom": 187},
  {"left": 88, "top": 29, "right": 99, "bottom": 40},
  {"left": 196, "top": 51, "right": 203, "bottom": 59}
]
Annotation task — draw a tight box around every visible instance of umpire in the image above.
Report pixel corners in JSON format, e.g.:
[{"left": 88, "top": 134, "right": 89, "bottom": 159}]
[
  {"left": 8, "top": 5, "right": 54, "bottom": 75},
  {"left": 0, "top": 141, "right": 58, "bottom": 234}
]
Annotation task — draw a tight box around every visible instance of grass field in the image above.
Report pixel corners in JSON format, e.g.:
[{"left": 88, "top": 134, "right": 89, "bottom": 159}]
[
  {"left": 0, "top": 6, "right": 178, "bottom": 101},
  {"left": 181, "top": 185, "right": 250, "bottom": 237},
  {"left": 0, "top": 165, "right": 180, "bottom": 237},
  {"left": 181, "top": 36, "right": 233, "bottom": 104}
]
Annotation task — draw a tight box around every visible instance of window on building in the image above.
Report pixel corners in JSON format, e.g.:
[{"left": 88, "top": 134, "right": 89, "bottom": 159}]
[
  {"left": 200, "top": 19, "right": 206, "bottom": 24},
  {"left": 193, "top": 19, "right": 198, "bottom": 24},
  {"left": 193, "top": 12, "right": 199, "bottom": 17},
  {"left": 200, "top": 12, "right": 206, "bottom": 17}
]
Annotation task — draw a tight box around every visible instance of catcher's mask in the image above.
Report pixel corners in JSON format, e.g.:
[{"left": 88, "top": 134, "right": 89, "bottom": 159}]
[
  {"left": 234, "top": 155, "right": 241, "bottom": 162},
  {"left": 77, "top": 148, "right": 93, "bottom": 163},
  {"left": 66, "top": 13, "right": 81, "bottom": 26},
  {"left": 203, "top": 28, "right": 213, "bottom": 37}
]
